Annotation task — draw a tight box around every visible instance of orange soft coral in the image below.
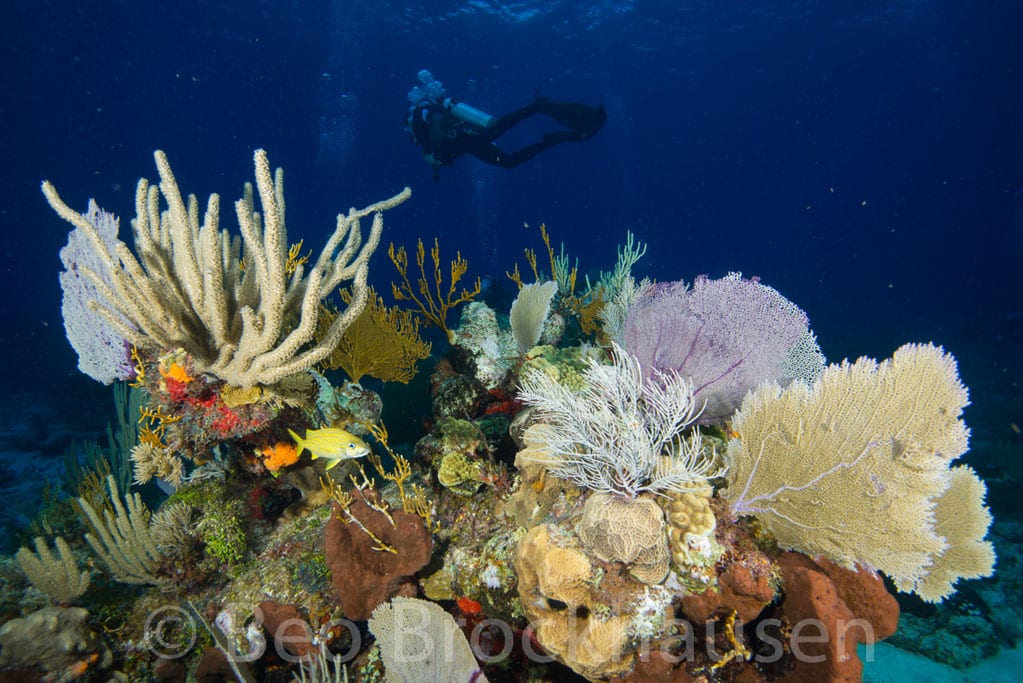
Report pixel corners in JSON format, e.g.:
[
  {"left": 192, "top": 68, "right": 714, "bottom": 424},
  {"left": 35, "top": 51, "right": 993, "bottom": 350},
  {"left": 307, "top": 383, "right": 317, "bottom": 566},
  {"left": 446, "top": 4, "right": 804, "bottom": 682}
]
[{"left": 261, "top": 442, "right": 299, "bottom": 472}]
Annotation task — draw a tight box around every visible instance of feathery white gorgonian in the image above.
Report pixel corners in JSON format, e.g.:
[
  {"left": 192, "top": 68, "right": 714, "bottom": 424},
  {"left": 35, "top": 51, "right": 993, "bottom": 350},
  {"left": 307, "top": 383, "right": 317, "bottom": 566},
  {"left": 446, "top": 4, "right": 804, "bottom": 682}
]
[{"left": 516, "top": 344, "right": 722, "bottom": 497}]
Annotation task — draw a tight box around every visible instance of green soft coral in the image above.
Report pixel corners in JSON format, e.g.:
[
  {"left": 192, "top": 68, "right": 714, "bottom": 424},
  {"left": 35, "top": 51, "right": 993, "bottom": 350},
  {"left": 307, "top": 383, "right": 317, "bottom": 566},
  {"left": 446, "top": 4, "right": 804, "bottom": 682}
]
[
  {"left": 202, "top": 514, "right": 245, "bottom": 565},
  {"left": 193, "top": 493, "right": 247, "bottom": 566}
]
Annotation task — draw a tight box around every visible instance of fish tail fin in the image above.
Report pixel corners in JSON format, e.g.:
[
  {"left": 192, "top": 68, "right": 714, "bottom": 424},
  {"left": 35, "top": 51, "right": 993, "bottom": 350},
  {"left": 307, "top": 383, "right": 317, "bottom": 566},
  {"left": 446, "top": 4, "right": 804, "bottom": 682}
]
[{"left": 288, "top": 429, "right": 308, "bottom": 457}]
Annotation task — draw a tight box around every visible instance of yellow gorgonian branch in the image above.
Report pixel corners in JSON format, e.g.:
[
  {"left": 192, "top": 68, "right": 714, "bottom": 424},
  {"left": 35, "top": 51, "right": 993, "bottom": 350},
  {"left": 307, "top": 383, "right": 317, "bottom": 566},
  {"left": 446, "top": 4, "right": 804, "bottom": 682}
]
[
  {"left": 137, "top": 406, "right": 180, "bottom": 449},
  {"left": 285, "top": 240, "right": 312, "bottom": 276},
  {"left": 368, "top": 422, "right": 439, "bottom": 533},
  {"left": 320, "top": 476, "right": 397, "bottom": 554},
  {"left": 129, "top": 346, "right": 147, "bottom": 389},
  {"left": 389, "top": 237, "right": 481, "bottom": 343},
  {"left": 507, "top": 223, "right": 577, "bottom": 295}
]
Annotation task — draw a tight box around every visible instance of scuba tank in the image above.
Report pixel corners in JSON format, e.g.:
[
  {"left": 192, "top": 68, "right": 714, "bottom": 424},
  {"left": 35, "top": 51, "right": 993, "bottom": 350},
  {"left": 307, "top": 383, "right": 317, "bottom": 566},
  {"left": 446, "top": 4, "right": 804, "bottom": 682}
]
[{"left": 442, "top": 97, "right": 495, "bottom": 129}]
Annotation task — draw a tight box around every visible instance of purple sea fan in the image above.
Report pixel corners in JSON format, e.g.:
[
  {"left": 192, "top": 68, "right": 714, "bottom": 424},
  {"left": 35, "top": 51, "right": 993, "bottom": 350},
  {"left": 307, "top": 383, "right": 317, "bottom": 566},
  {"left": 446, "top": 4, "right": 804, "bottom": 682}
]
[
  {"left": 623, "top": 273, "right": 824, "bottom": 424},
  {"left": 59, "top": 199, "right": 134, "bottom": 384}
]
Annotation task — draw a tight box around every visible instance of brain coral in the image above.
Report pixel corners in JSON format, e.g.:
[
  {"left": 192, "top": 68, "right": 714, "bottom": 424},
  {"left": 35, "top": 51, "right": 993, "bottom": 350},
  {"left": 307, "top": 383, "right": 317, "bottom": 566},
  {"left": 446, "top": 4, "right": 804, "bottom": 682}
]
[{"left": 577, "top": 492, "right": 670, "bottom": 585}]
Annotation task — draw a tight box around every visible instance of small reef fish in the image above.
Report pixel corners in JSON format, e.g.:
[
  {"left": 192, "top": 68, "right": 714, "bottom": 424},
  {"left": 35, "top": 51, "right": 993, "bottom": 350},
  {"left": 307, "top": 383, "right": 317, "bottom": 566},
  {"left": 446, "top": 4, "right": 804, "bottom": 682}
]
[{"left": 287, "top": 427, "right": 370, "bottom": 469}]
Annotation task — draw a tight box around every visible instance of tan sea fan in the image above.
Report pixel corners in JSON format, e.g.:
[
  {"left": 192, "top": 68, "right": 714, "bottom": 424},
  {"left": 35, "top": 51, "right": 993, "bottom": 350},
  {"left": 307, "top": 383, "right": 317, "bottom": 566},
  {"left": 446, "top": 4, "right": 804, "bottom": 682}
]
[{"left": 723, "top": 342, "right": 993, "bottom": 601}]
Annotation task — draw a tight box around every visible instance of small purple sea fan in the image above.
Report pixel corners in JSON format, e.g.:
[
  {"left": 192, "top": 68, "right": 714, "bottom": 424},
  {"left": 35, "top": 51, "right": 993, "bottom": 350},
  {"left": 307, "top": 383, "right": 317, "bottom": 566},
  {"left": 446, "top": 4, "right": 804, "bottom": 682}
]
[
  {"left": 59, "top": 199, "right": 134, "bottom": 384},
  {"left": 623, "top": 273, "right": 824, "bottom": 424}
]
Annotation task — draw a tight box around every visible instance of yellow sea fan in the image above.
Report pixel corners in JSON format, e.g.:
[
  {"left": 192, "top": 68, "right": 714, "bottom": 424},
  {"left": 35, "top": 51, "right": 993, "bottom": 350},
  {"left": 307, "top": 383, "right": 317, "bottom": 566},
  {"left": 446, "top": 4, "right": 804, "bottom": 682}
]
[
  {"left": 723, "top": 343, "right": 990, "bottom": 601},
  {"left": 914, "top": 465, "right": 996, "bottom": 601},
  {"left": 319, "top": 286, "right": 431, "bottom": 384}
]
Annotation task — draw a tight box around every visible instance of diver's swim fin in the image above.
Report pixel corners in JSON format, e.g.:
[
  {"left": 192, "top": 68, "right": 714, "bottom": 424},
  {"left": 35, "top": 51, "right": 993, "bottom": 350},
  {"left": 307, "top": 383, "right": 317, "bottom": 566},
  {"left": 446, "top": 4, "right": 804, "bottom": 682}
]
[{"left": 534, "top": 100, "right": 607, "bottom": 138}]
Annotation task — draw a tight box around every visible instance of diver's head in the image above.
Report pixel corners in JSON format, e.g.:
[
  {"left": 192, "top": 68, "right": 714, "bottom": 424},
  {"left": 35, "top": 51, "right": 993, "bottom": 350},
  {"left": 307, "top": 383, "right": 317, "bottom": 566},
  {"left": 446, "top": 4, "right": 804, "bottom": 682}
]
[{"left": 408, "top": 69, "right": 446, "bottom": 106}]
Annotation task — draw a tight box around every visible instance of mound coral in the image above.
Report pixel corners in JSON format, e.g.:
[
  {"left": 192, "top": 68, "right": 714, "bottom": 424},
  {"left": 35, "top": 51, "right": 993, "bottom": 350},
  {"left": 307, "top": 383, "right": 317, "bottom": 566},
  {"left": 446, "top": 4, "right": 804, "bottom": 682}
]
[
  {"left": 577, "top": 492, "right": 670, "bottom": 585},
  {"left": 514, "top": 524, "right": 640, "bottom": 680}
]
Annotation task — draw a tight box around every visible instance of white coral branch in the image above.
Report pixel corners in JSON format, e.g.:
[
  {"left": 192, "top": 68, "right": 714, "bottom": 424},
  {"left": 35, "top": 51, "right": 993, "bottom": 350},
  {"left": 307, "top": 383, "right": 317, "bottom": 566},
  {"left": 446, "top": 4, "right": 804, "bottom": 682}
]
[
  {"left": 517, "top": 343, "right": 723, "bottom": 497},
  {"left": 42, "top": 150, "right": 410, "bottom": 388}
]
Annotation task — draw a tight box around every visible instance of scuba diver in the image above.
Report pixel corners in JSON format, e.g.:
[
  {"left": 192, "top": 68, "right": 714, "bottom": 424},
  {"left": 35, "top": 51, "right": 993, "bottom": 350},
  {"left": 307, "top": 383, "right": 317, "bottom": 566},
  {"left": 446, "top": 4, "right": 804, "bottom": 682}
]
[{"left": 406, "top": 70, "right": 607, "bottom": 180}]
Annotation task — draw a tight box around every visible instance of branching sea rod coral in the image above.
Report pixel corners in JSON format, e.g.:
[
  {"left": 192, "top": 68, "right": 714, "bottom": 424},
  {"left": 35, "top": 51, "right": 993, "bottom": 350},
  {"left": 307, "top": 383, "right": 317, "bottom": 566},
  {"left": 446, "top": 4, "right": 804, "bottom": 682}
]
[
  {"left": 42, "top": 150, "right": 410, "bottom": 388},
  {"left": 388, "top": 236, "right": 481, "bottom": 343},
  {"left": 516, "top": 343, "right": 723, "bottom": 497},
  {"left": 15, "top": 536, "right": 90, "bottom": 604}
]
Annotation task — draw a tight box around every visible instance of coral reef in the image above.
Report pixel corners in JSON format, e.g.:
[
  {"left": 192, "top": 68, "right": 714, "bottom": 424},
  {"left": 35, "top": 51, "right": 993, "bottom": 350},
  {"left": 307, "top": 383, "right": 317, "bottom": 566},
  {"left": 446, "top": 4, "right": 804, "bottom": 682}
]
[{"left": 4, "top": 195, "right": 1002, "bottom": 683}]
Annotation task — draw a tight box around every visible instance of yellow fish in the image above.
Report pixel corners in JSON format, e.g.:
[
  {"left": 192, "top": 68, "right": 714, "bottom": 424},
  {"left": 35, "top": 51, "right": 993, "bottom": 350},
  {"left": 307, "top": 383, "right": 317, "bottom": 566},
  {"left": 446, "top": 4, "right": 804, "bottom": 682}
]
[{"left": 288, "top": 427, "right": 370, "bottom": 470}]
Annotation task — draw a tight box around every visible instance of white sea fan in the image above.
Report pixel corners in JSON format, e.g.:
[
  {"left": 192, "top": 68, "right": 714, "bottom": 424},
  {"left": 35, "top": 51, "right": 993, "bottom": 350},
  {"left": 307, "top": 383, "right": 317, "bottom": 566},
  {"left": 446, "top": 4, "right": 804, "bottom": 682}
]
[
  {"left": 509, "top": 280, "right": 559, "bottom": 354},
  {"left": 58, "top": 199, "right": 134, "bottom": 384},
  {"left": 369, "top": 597, "right": 487, "bottom": 683}
]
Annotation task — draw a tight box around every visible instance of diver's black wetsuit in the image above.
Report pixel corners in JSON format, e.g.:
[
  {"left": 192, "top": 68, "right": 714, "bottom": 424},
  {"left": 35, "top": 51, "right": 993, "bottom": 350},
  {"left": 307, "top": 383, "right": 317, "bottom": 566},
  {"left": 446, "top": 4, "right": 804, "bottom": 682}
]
[{"left": 409, "top": 97, "right": 607, "bottom": 178}]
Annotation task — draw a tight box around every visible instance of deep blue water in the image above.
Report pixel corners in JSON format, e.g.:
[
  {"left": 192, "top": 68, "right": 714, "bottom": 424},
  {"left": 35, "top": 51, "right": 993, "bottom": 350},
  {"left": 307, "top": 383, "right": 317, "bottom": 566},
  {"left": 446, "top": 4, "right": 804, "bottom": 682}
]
[{"left": 0, "top": 0, "right": 1021, "bottom": 674}]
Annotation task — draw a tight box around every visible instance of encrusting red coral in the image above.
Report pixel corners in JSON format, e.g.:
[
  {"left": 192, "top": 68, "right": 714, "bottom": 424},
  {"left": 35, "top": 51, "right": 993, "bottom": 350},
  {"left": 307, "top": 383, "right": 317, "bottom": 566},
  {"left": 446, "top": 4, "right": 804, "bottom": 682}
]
[
  {"left": 456, "top": 596, "right": 483, "bottom": 616},
  {"left": 608, "top": 548, "right": 898, "bottom": 682},
  {"left": 257, "top": 601, "right": 315, "bottom": 659},
  {"left": 681, "top": 562, "right": 777, "bottom": 624}
]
